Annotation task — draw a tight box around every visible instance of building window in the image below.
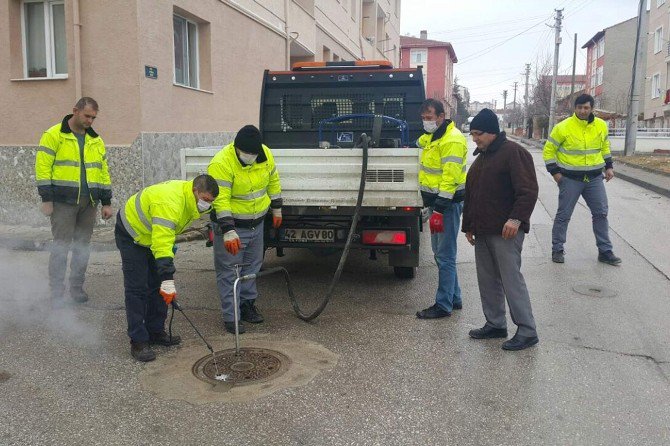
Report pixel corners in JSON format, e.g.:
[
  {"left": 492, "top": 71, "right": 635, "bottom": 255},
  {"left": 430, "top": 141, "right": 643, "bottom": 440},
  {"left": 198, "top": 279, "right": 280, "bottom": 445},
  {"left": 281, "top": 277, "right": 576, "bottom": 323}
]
[
  {"left": 654, "top": 27, "right": 664, "bottom": 54},
  {"left": 652, "top": 73, "right": 661, "bottom": 99},
  {"left": 410, "top": 49, "right": 427, "bottom": 64},
  {"left": 596, "top": 38, "right": 605, "bottom": 58},
  {"left": 596, "top": 66, "right": 603, "bottom": 86},
  {"left": 173, "top": 14, "right": 198, "bottom": 88},
  {"left": 21, "top": 0, "right": 67, "bottom": 78}
]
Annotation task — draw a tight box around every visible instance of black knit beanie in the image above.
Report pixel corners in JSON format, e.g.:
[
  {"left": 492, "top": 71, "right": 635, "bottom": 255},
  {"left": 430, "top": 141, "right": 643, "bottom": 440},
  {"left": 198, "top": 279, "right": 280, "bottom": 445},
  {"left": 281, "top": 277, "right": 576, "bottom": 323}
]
[
  {"left": 234, "top": 125, "right": 263, "bottom": 154},
  {"left": 470, "top": 108, "right": 500, "bottom": 134}
]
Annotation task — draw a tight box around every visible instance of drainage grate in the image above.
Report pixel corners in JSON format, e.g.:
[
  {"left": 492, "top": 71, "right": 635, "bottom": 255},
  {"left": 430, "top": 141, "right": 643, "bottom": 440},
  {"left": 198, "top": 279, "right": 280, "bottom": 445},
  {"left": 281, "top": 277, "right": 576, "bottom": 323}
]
[
  {"left": 192, "top": 348, "right": 290, "bottom": 386},
  {"left": 572, "top": 285, "right": 617, "bottom": 298}
]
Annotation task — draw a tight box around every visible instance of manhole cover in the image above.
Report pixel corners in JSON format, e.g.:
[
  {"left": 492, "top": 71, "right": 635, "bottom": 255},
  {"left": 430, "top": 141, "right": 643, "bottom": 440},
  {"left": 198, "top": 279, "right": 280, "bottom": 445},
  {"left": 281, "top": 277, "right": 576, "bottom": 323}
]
[
  {"left": 192, "top": 348, "right": 290, "bottom": 386},
  {"left": 572, "top": 285, "right": 617, "bottom": 298}
]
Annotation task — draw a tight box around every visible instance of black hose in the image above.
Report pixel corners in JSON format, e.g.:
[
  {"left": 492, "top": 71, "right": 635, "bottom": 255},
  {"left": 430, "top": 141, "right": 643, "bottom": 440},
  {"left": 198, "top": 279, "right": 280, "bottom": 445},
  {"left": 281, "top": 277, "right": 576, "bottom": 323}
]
[{"left": 272, "top": 133, "right": 370, "bottom": 322}]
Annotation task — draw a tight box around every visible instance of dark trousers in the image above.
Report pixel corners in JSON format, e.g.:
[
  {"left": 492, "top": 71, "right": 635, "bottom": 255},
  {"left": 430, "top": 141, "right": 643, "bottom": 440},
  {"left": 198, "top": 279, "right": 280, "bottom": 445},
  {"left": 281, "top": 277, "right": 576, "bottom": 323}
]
[
  {"left": 115, "top": 219, "right": 167, "bottom": 343},
  {"left": 49, "top": 198, "right": 97, "bottom": 297}
]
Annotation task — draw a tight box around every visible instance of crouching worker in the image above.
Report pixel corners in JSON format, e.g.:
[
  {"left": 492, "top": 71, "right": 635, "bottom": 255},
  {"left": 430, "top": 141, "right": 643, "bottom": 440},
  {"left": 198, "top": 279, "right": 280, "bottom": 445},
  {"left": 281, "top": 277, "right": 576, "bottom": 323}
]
[
  {"left": 115, "top": 175, "right": 219, "bottom": 361},
  {"left": 208, "top": 125, "right": 282, "bottom": 334}
]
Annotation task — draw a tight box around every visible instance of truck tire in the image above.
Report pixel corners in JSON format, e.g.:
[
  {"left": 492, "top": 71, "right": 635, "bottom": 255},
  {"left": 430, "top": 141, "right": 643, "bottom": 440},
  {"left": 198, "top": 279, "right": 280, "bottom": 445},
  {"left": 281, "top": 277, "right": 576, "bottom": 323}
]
[{"left": 393, "top": 266, "right": 415, "bottom": 279}]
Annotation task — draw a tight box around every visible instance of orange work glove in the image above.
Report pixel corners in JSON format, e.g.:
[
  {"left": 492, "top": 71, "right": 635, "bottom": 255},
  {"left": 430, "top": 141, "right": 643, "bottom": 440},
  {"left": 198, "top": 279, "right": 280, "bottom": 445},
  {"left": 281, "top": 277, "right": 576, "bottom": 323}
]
[
  {"left": 159, "top": 280, "right": 176, "bottom": 305},
  {"left": 272, "top": 208, "right": 282, "bottom": 229},
  {"left": 223, "top": 230, "right": 241, "bottom": 255}
]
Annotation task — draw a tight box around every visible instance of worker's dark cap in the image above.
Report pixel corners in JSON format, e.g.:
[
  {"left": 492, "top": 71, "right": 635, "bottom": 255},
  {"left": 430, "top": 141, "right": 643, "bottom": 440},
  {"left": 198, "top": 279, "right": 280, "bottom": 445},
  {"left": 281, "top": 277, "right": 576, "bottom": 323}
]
[{"left": 234, "top": 125, "right": 263, "bottom": 154}]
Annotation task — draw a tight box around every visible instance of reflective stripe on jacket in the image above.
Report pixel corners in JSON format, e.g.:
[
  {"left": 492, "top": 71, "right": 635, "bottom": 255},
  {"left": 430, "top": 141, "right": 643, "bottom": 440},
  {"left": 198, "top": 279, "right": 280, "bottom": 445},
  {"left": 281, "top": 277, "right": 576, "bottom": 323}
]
[
  {"left": 543, "top": 113, "right": 612, "bottom": 178},
  {"left": 208, "top": 143, "right": 282, "bottom": 233},
  {"left": 418, "top": 120, "right": 468, "bottom": 213},
  {"left": 35, "top": 115, "right": 112, "bottom": 205},
  {"left": 119, "top": 180, "right": 201, "bottom": 280}
]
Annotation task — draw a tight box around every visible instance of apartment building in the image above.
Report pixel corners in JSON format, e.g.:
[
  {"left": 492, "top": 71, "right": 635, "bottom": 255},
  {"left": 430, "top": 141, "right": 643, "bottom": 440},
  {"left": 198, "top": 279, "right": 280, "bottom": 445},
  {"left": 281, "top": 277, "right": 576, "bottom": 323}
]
[
  {"left": 399, "top": 30, "right": 457, "bottom": 117},
  {"left": 0, "top": 0, "right": 401, "bottom": 224},
  {"left": 644, "top": 0, "right": 669, "bottom": 128},
  {"left": 583, "top": 16, "right": 644, "bottom": 118}
]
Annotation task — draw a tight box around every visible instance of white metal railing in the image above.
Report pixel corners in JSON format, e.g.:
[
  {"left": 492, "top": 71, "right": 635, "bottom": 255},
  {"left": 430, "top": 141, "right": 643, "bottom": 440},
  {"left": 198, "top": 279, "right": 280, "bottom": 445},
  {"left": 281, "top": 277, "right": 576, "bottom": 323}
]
[{"left": 609, "top": 128, "right": 670, "bottom": 137}]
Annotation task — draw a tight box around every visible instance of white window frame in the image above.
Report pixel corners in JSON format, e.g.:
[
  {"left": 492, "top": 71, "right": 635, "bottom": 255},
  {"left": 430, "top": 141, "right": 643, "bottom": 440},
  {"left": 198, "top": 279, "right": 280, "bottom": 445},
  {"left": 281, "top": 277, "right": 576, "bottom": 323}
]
[
  {"left": 173, "top": 14, "right": 199, "bottom": 89},
  {"left": 654, "top": 26, "right": 664, "bottom": 54},
  {"left": 596, "top": 66, "right": 603, "bottom": 86},
  {"left": 21, "top": 0, "right": 67, "bottom": 79},
  {"left": 410, "top": 48, "right": 427, "bottom": 64},
  {"left": 652, "top": 73, "right": 661, "bottom": 99},
  {"left": 596, "top": 38, "right": 605, "bottom": 58}
]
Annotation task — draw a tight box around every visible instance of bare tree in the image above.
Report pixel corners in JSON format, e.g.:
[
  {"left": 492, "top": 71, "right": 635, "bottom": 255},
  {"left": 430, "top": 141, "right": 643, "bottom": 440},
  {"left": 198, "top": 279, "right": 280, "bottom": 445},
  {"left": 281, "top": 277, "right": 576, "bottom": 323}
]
[{"left": 528, "top": 52, "right": 553, "bottom": 138}]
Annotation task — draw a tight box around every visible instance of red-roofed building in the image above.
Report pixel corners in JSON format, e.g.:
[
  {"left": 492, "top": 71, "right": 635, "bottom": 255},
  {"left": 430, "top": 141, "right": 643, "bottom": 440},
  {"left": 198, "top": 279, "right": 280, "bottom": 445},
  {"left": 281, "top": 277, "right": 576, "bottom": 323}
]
[{"left": 400, "top": 30, "right": 458, "bottom": 117}]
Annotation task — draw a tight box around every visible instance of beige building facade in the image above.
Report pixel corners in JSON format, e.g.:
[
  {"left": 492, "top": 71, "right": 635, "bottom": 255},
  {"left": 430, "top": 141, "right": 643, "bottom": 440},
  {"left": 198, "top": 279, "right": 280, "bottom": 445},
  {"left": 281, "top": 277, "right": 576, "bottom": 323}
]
[
  {"left": 644, "top": 0, "right": 667, "bottom": 128},
  {"left": 0, "top": 0, "right": 400, "bottom": 223}
]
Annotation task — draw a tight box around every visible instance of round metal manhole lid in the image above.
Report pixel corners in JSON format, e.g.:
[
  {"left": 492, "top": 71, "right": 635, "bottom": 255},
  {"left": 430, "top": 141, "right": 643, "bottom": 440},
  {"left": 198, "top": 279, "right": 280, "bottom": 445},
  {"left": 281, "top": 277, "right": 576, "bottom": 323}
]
[
  {"left": 572, "top": 285, "right": 617, "bottom": 298},
  {"left": 192, "top": 347, "right": 291, "bottom": 386}
]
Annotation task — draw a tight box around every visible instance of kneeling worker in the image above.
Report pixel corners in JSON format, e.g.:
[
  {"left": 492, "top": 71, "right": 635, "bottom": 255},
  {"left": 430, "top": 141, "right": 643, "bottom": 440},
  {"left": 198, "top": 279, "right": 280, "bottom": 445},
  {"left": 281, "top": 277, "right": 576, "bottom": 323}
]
[
  {"left": 208, "top": 125, "right": 282, "bottom": 334},
  {"left": 115, "top": 175, "right": 219, "bottom": 361}
]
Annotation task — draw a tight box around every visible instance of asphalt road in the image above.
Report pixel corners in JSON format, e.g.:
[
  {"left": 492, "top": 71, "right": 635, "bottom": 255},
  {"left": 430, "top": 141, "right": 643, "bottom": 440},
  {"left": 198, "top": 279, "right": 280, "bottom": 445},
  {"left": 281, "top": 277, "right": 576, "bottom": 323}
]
[{"left": 1, "top": 141, "right": 669, "bottom": 445}]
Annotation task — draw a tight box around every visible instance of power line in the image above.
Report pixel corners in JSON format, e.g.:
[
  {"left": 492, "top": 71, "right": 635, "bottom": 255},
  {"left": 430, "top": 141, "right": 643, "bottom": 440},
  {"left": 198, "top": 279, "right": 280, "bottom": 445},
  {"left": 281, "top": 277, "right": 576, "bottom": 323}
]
[{"left": 457, "top": 13, "right": 554, "bottom": 65}]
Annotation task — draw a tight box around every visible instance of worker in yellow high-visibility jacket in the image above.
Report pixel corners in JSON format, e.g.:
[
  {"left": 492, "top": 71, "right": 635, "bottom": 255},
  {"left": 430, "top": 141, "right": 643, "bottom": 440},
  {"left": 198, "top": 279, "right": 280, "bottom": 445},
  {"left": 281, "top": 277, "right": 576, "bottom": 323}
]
[
  {"left": 543, "top": 94, "right": 621, "bottom": 266},
  {"left": 35, "top": 97, "right": 113, "bottom": 307},
  {"left": 208, "top": 125, "right": 282, "bottom": 334},
  {"left": 115, "top": 175, "right": 219, "bottom": 362},
  {"left": 415, "top": 98, "right": 468, "bottom": 320}
]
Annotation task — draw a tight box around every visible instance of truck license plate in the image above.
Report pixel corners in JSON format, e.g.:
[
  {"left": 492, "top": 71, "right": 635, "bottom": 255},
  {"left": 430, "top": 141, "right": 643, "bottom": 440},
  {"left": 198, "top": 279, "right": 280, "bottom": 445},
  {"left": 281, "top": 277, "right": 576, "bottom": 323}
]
[{"left": 283, "top": 228, "right": 335, "bottom": 243}]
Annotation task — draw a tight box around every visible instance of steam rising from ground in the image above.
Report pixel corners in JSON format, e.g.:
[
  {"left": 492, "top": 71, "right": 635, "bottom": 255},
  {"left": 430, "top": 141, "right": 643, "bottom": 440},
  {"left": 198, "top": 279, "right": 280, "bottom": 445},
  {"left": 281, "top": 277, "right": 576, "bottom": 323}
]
[{"left": 0, "top": 248, "right": 102, "bottom": 348}]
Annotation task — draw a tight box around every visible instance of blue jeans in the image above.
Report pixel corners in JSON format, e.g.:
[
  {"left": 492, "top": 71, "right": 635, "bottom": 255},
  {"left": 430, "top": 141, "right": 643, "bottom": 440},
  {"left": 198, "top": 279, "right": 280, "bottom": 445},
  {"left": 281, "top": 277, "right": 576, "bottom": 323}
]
[
  {"left": 552, "top": 175, "right": 612, "bottom": 253},
  {"left": 430, "top": 201, "right": 463, "bottom": 312}
]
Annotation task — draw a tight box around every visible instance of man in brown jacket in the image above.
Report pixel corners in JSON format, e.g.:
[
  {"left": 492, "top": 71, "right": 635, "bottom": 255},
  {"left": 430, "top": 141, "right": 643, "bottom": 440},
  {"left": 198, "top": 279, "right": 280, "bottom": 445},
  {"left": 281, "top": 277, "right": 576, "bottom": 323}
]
[{"left": 462, "top": 109, "right": 539, "bottom": 351}]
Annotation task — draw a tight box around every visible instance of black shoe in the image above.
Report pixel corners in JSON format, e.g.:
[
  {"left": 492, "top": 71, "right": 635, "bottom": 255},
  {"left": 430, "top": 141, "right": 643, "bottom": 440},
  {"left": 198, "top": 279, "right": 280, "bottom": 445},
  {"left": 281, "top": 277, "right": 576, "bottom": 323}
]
[
  {"left": 240, "top": 300, "right": 264, "bottom": 324},
  {"left": 70, "top": 287, "right": 89, "bottom": 303},
  {"left": 416, "top": 304, "right": 451, "bottom": 319},
  {"left": 552, "top": 250, "right": 564, "bottom": 263},
  {"left": 469, "top": 325, "right": 508, "bottom": 339},
  {"left": 502, "top": 333, "right": 539, "bottom": 351},
  {"left": 598, "top": 250, "right": 621, "bottom": 266},
  {"left": 149, "top": 331, "right": 181, "bottom": 346},
  {"left": 453, "top": 302, "right": 463, "bottom": 310},
  {"left": 130, "top": 342, "right": 156, "bottom": 362},
  {"left": 224, "top": 321, "right": 246, "bottom": 334}
]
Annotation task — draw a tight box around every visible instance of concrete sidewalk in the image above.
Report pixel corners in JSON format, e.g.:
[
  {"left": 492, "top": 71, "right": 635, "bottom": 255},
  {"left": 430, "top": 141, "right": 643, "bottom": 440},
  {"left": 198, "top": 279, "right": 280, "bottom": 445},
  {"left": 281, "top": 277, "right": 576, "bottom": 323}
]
[{"left": 510, "top": 135, "right": 670, "bottom": 198}]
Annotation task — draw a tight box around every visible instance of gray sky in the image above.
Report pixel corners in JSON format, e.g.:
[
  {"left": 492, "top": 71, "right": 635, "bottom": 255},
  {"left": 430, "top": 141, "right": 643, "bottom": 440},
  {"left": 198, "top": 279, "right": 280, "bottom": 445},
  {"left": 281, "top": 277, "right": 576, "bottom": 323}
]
[{"left": 400, "top": 0, "right": 640, "bottom": 104}]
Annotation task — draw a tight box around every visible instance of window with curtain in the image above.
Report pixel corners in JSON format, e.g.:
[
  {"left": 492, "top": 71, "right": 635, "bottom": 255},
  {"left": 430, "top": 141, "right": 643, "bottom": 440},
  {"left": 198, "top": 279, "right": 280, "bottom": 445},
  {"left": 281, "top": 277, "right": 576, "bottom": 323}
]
[
  {"left": 23, "top": 0, "right": 67, "bottom": 78},
  {"left": 173, "top": 14, "right": 199, "bottom": 88}
]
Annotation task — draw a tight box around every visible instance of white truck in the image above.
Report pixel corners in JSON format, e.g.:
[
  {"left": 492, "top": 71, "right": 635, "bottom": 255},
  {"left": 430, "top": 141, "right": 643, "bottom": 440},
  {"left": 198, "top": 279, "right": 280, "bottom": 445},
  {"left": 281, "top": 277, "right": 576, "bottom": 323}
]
[{"left": 183, "top": 61, "right": 427, "bottom": 278}]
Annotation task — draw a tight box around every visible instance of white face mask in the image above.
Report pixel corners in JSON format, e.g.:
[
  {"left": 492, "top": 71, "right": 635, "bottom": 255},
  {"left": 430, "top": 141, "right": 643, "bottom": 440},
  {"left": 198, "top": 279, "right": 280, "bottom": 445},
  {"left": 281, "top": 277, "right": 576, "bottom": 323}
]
[
  {"left": 423, "top": 120, "right": 439, "bottom": 133},
  {"left": 238, "top": 152, "right": 258, "bottom": 165},
  {"left": 197, "top": 199, "right": 211, "bottom": 213}
]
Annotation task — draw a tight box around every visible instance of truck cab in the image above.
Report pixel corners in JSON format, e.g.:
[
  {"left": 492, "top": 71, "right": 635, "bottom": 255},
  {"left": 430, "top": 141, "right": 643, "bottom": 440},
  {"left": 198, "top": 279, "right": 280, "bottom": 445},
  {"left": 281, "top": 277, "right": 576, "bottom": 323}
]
[{"left": 259, "top": 60, "right": 427, "bottom": 278}]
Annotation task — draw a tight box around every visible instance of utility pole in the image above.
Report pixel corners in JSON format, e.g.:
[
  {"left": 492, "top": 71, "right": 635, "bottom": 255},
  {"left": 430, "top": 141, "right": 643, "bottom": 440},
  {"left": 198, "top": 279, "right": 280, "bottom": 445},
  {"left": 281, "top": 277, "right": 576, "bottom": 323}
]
[
  {"left": 524, "top": 64, "right": 531, "bottom": 138},
  {"left": 570, "top": 33, "right": 577, "bottom": 98},
  {"left": 625, "top": 0, "right": 647, "bottom": 156},
  {"left": 512, "top": 82, "right": 518, "bottom": 131},
  {"left": 503, "top": 90, "right": 508, "bottom": 128},
  {"left": 548, "top": 9, "right": 563, "bottom": 134}
]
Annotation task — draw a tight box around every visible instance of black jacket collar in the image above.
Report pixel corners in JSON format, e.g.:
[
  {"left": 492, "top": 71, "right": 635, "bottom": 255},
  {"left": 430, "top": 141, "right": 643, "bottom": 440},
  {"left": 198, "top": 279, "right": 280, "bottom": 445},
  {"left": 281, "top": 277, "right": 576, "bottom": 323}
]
[
  {"left": 431, "top": 119, "right": 451, "bottom": 141},
  {"left": 60, "top": 114, "right": 99, "bottom": 138},
  {"left": 473, "top": 131, "right": 507, "bottom": 156}
]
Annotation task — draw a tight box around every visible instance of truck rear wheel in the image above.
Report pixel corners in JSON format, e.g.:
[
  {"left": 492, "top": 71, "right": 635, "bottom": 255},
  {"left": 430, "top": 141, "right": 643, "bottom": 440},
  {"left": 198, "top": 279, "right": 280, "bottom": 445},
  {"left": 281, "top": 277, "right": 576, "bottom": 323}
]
[{"left": 393, "top": 266, "right": 415, "bottom": 279}]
